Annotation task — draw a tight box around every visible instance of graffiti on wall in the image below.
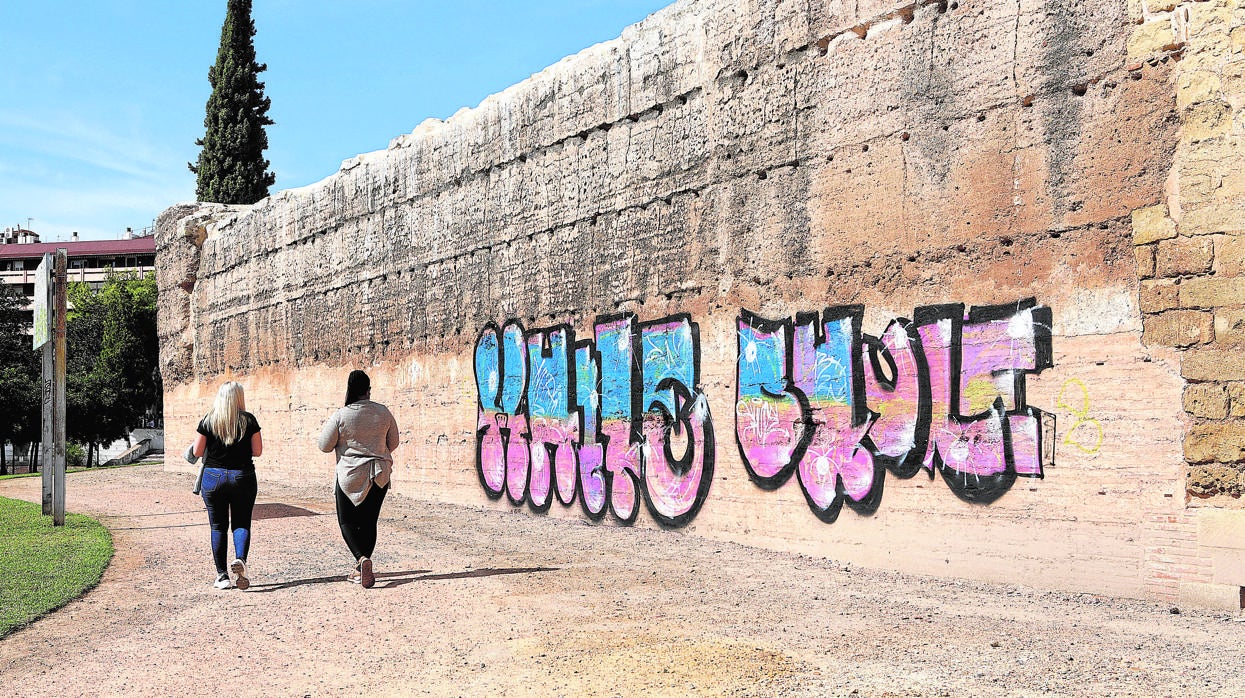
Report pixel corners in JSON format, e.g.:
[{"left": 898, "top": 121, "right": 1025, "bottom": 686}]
[
  {"left": 474, "top": 314, "right": 714, "bottom": 528},
  {"left": 737, "top": 299, "right": 1055, "bottom": 520},
  {"left": 474, "top": 299, "right": 1054, "bottom": 528},
  {"left": 1057, "top": 378, "right": 1101, "bottom": 455}
]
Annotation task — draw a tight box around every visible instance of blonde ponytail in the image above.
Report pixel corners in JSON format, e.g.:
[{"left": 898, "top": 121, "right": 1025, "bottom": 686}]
[{"left": 205, "top": 381, "right": 247, "bottom": 446}]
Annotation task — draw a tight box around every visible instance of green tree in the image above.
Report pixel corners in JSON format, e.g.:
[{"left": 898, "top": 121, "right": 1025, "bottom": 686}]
[
  {"left": 66, "top": 285, "right": 113, "bottom": 467},
  {"left": 66, "top": 273, "right": 162, "bottom": 466},
  {"left": 188, "top": 0, "right": 276, "bottom": 204},
  {"left": 0, "top": 280, "right": 39, "bottom": 475}
]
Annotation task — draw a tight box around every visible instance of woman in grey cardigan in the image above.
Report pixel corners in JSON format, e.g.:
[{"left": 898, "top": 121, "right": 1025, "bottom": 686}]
[{"left": 317, "top": 370, "right": 400, "bottom": 588}]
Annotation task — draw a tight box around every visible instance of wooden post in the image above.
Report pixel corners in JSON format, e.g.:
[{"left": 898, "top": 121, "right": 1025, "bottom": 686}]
[
  {"left": 36, "top": 253, "right": 53, "bottom": 515},
  {"left": 52, "top": 249, "right": 67, "bottom": 526}
]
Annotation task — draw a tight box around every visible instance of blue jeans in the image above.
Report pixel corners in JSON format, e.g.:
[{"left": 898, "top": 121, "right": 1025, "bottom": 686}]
[{"left": 200, "top": 468, "right": 257, "bottom": 574}]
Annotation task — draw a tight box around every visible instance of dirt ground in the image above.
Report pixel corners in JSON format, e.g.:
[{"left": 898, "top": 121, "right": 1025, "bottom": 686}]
[{"left": 2, "top": 465, "right": 1245, "bottom": 697}]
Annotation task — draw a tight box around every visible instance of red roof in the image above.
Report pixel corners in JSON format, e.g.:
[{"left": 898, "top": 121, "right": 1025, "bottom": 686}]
[{"left": 0, "top": 237, "right": 155, "bottom": 260}]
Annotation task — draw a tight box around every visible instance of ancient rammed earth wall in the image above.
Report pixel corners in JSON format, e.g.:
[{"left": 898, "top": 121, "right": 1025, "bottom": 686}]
[{"left": 157, "top": 0, "right": 1245, "bottom": 606}]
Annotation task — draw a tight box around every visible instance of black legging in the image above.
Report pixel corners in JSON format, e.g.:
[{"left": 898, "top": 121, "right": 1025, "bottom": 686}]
[{"left": 335, "top": 480, "right": 388, "bottom": 561}]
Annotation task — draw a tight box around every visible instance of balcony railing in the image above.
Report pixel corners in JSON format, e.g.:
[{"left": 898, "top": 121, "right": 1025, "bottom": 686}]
[{"left": 0, "top": 265, "right": 154, "bottom": 286}]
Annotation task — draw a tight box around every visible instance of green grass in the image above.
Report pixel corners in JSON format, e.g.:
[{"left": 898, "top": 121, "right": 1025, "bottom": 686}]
[{"left": 0, "top": 496, "right": 113, "bottom": 638}]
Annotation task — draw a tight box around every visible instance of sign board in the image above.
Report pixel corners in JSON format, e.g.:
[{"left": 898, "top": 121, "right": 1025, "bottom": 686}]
[{"left": 32, "top": 254, "right": 50, "bottom": 350}]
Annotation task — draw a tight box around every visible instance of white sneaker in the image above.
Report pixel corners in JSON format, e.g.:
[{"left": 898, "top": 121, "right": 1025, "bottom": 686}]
[
  {"left": 230, "top": 559, "right": 250, "bottom": 591},
  {"left": 359, "top": 557, "right": 375, "bottom": 589},
  {"left": 213, "top": 573, "right": 231, "bottom": 590}
]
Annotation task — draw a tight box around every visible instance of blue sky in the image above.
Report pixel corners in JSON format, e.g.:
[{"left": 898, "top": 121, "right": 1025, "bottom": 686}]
[{"left": 0, "top": 1, "right": 669, "bottom": 242}]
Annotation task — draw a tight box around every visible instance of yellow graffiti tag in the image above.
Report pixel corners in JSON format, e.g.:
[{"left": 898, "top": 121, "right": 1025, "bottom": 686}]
[{"left": 1056, "top": 378, "right": 1102, "bottom": 455}]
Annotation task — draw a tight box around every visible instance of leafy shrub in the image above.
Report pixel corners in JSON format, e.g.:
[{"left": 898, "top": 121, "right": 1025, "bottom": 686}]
[{"left": 66, "top": 442, "right": 85, "bottom": 469}]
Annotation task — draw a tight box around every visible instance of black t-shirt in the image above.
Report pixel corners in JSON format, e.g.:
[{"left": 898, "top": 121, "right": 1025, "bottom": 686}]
[{"left": 197, "top": 411, "right": 261, "bottom": 471}]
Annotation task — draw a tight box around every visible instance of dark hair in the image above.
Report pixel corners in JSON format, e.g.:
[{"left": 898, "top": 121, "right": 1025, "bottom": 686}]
[{"left": 345, "top": 370, "right": 371, "bottom": 406}]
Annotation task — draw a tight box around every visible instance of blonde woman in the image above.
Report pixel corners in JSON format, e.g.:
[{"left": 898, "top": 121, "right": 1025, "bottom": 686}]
[{"left": 193, "top": 381, "right": 263, "bottom": 590}]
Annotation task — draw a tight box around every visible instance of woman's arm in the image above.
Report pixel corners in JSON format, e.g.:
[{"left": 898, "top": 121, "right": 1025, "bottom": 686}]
[
  {"left": 317, "top": 413, "right": 339, "bottom": 453},
  {"left": 386, "top": 412, "right": 400, "bottom": 452},
  {"left": 193, "top": 433, "right": 207, "bottom": 458},
  {"left": 251, "top": 431, "right": 263, "bottom": 457}
]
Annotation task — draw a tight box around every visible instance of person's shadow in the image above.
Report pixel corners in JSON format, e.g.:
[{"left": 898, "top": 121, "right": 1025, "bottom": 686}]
[{"left": 246, "top": 566, "right": 558, "bottom": 593}]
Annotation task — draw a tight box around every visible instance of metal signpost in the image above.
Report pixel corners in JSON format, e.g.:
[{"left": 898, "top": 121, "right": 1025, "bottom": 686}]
[{"left": 34, "top": 250, "right": 68, "bottom": 525}]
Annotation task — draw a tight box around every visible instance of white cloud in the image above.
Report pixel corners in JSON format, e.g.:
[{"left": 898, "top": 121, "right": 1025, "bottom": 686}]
[
  {"left": 0, "top": 108, "right": 192, "bottom": 240},
  {"left": 0, "top": 109, "right": 176, "bottom": 181}
]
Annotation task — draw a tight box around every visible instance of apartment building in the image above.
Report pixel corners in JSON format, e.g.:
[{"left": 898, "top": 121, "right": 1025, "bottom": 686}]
[{"left": 0, "top": 226, "right": 157, "bottom": 330}]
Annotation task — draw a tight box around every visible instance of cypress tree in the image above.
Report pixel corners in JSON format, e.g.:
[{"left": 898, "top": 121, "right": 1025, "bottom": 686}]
[{"left": 189, "top": 0, "right": 276, "bottom": 204}]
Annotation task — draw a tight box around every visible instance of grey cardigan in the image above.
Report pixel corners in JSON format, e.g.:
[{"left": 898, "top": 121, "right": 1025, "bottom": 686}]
[{"left": 317, "top": 400, "right": 400, "bottom": 505}]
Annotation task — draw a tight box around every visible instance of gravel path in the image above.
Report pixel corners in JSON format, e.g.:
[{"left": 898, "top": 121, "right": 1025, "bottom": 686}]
[{"left": 2, "top": 465, "right": 1244, "bottom": 697}]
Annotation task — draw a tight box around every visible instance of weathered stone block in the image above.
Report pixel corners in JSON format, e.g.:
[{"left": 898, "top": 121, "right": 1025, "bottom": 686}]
[
  {"left": 1216, "top": 235, "right": 1245, "bottom": 276},
  {"left": 1177, "top": 137, "right": 1245, "bottom": 212},
  {"left": 1182, "top": 202, "right": 1245, "bottom": 236},
  {"left": 1141, "top": 278, "right": 1181, "bottom": 313},
  {"left": 1185, "top": 421, "right": 1245, "bottom": 463},
  {"left": 1133, "top": 205, "right": 1177, "bottom": 245},
  {"left": 1183, "top": 348, "right": 1245, "bottom": 381},
  {"left": 1128, "top": 16, "right": 1177, "bottom": 59},
  {"left": 1230, "top": 383, "right": 1245, "bottom": 418},
  {"left": 1232, "top": 25, "right": 1245, "bottom": 54},
  {"left": 1184, "top": 100, "right": 1234, "bottom": 142},
  {"left": 1188, "top": 464, "right": 1244, "bottom": 496},
  {"left": 1177, "top": 71, "right": 1223, "bottom": 110},
  {"left": 1180, "top": 274, "right": 1245, "bottom": 307},
  {"left": 1180, "top": 276, "right": 1245, "bottom": 308},
  {"left": 1136, "top": 244, "right": 1157, "bottom": 278},
  {"left": 1180, "top": 172, "right": 1221, "bottom": 201},
  {"left": 1215, "top": 308, "right": 1245, "bottom": 347},
  {"left": 1187, "top": 2, "right": 1235, "bottom": 38},
  {"left": 1177, "top": 581, "right": 1243, "bottom": 611},
  {"left": 1156, "top": 236, "right": 1214, "bottom": 277},
  {"left": 1144, "top": 309, "right": 1215, "bottom": 347},
  {"left": 1222, "top": 59, "right": 1245, "bottom": 102},
  {"left": 1185, "top": 382, "right": 1230, "bottom": 419}
]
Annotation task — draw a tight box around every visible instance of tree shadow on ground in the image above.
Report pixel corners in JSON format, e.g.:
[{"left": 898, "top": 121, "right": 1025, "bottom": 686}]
[
  {"left": 252, "top": 503, "right": 320, "bottom": 520},
  {"left": 104, "top": 502, "right": 320, "bottom": 530},
  {"left": 111, "top": 522, "right": 205, "bottom": 531},
  {"left": 246, "top": 567, "right": 559, "bottom": 593},
  {"left": 98, "top": 510, "right": 202, "bottom": 518}
]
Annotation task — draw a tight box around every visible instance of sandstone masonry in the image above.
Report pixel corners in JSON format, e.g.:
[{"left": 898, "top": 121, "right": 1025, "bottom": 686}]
[{"left": 157, "top": 0, "right": 1245, "bottom": 608}]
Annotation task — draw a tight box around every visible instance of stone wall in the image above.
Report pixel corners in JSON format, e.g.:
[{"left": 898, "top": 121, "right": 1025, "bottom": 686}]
[
  {"left": 1129, "top": 0, "right": 1245, "bottom": 607},
  {"left": 157, "top": 0, "right": 1245, "bottom": 606}
]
